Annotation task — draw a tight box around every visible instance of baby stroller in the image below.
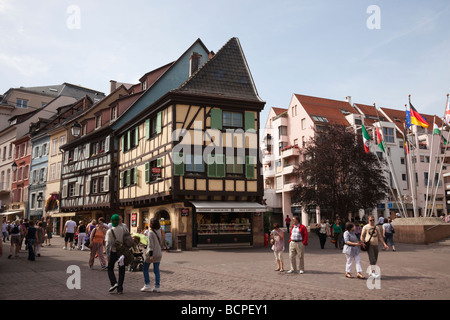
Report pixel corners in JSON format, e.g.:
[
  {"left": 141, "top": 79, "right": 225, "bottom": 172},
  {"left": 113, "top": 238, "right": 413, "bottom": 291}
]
[{"left": 128, "top": 234, "right": 147, "bottom": 272}]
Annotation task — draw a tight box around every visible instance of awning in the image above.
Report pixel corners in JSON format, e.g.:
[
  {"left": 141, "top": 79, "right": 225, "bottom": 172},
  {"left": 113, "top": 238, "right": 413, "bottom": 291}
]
[
  {"left": 191, "top": 201, "right": 267, "bottom": 213},
  {"left": 3, "top": 210, "right": 24, "bottom": 216}
]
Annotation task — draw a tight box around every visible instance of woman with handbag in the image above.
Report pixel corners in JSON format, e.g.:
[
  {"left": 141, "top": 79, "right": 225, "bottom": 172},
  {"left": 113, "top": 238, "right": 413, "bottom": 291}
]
[
  {"left": 141, "top": 218, "right": 163, "bottom": 293},
  {"left": 89, "top": 218, "right": 107, "bottom": 270},
  {"left": 342, "top": 222, "right": 364, "bottom": 279},
  {"left": 382, "top": 218, "right": 396, "bottom": 251},
  {"left": 361, "top": 215, "right": 389, "bottom": 279},
  {"left": 270, "top": 223, "right": 285, "bottom": 272}
]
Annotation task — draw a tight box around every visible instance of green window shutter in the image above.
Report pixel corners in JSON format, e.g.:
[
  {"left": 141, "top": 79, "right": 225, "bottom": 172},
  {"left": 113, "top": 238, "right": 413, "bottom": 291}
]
[
  {"left": 216, "top": 154, "right": 225, "bottom": 178},
  {"left": 156, "top": 111, "right": 162, "bottom": 134},
  {"left": 126, "top": 170, "right": 131, "bottom": 186},
  {"left": 145, "top": 162, "right": 150, "bottom": 183},
  {"left": 126, "top": 131, "right": 131, "bottom": 151},
  {"left": 207, "top": 154, "right": 216, "bottom": 177},
  {"left": 134, "top": 167, "right": 138, "bottom": 184},
  {"left": 157, "top": 157, "right": 162, "bottom": 167},
  {"left": 135, "top": 126, "right": 139, "bottom": 146},
  {"left": 173, "top": 152, "right": 184, "bottom": 176},
  {"left": 121, "top": 135, "right": 124, "bottom": 152},
  {"left": 210, "top": 109, "right": 223, "bottom": 130},
  {"left": 145, "top": 119, "right": 150, "bottom": 139},
  {"left": 120, "top": 171, "right": 124, "bottom": 188},
  {"left": 245, "top": 156, "right": 256, "bottom": 179},
  {"left": 244, "top": 111, "right": 255, "bottom": 131}
]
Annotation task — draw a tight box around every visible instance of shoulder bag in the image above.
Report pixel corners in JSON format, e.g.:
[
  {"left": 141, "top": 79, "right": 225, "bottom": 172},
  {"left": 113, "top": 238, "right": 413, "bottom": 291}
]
[
  {"left": 111, "top": 229, "right": 134, "bottom": 266},
  {"left": 360, "top": 227, "right": 376, "bottom": 252}
]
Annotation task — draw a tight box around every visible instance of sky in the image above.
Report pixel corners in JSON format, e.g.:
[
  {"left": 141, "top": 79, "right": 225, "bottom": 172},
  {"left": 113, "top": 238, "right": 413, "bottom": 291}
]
[{"left": 1, "top": 0, "right": 449, "bottom": 129}]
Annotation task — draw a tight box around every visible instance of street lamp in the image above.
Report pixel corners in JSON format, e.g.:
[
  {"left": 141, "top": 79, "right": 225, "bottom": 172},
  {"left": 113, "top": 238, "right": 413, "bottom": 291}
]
[
  {"left": 11, "top": 161, "right": 17, "bottom": 172},
  {"left": 71, "top": 121, "right": 81, "bottom": 137}
]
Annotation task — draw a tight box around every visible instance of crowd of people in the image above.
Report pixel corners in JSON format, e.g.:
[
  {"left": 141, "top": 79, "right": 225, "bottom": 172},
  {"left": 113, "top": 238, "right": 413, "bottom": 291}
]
[
  {"left": 1, "top": 214, "right": 164, "bottom": 295},
  {"left": 270, "top": 214, "right": 396, "bottom": 279}
]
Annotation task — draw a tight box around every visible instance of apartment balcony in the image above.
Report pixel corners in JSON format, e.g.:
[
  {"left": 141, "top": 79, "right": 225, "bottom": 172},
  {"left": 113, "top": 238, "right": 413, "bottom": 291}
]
[
  {"left": 281, "top": 145, "right": 300, "bottom": 158},
  {"left": 262, "top": 153, "right": 274, "bottom": 165},
  {"left": 282, "top": 164, "right": 296, "bottom": 175},
  {"left": 264, "top": 188, "right": 282, "bottom": 208},
  {"left": 283, "top": 182, "right": 296, "bottom": 192},
  {"left": 264, "top": 167, "right": 276, "bottom": 178}
]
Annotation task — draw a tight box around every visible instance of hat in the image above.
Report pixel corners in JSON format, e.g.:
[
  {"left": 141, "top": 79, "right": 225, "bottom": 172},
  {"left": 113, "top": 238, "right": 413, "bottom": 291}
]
[{"left": 111, "top": 214, "right": 120, "bottom": 227}]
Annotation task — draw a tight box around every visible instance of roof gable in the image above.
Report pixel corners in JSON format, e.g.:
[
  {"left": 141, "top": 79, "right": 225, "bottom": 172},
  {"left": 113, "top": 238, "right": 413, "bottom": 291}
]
[{"left": 172, "top": 37, "right": 263, "bottom": 103}]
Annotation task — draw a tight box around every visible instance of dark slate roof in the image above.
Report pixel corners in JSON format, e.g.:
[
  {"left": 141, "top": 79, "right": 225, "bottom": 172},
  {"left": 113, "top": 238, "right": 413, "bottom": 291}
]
[{"left": 171, "top": 37, "right": 263, "bottom": 103}]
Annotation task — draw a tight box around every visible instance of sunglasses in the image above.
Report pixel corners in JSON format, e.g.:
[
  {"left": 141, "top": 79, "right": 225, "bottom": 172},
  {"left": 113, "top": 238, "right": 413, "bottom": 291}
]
[{"left": 369, "top": 219, "right": 375, "bottom": 222}]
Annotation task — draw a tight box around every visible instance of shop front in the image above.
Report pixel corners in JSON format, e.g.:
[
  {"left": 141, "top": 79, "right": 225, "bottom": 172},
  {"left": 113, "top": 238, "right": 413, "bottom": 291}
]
[{"left": 191, "top": 201, "right": 266, "bottom": 247}]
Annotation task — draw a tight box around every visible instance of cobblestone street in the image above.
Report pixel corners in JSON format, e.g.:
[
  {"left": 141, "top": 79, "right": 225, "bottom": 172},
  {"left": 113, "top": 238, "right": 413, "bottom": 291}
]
[{"left": 1, "top": 232, "right": 449, "bottom": 303}]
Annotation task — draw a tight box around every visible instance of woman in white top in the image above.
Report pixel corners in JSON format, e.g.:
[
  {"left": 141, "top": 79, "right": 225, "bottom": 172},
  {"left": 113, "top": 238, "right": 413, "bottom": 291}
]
[
  {"left": 316, "top": 219, "right": 329, "bottom": 249},
  {"left": 342, "top": 222, "right": 365, "bottom": 279},
  {"left": 270, "top": 223, "right": 285, "bottom": 272},
  {"left": 141, "top": 218, "right": 163, "bottom": 293}
]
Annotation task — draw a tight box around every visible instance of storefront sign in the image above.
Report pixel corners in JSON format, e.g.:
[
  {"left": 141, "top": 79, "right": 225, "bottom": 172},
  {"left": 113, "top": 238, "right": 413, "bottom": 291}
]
[
  {"left": 196, "top": 208, "right": 258, "bottom": 213},
  {"left": 131, "top": 213, "right": 137, "bottom": 227},
  {"left": 181, "top": 208, "right": 189, "bottom": 216}
]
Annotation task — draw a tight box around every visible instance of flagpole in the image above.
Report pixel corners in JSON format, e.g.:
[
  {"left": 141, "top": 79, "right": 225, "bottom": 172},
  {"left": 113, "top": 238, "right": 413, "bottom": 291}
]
[
  {"left": 406, "top": 100, "right": 418, "bottom": 217},
  {"left": 428, "top": 117, "right": 445, "bottom": 216},
  {"left": 431, "top": 127, "right": 450, "bottom": 216},
  {"left": 374, "top": 104, "right": 407, "bottom": 218},
  {"left": 424, "top": 115, "right": 436, "bottom": 216}
]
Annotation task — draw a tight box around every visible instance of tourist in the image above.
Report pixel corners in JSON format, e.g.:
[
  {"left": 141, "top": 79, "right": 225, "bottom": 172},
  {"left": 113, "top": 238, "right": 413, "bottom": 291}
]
[
  {"left": 382, "top": 218, "right": 396, "bottom": 251},
  {"left": 45, "top": 218, "right": 53, "bottom": 246},
  {"left": 35, "top": 221, "right": 45, "bottom": 257},
  {"left": 89, "top": 218, "right": 107, "bottom": 270},
  {"left": 141, "top": 218, "right": 163, "bottom": 292},
  {"left": 354, "top": 219, "right": 362, "bottom": 241},
  {"left": 331, "top": 219, "right": 343, "bottom": 249},
  {"left": 316, "top": 219, "right": 329, "bottom": 249},
  {"left": 2, "top": 219, "right": 8, "bottom": 242},
  {"left": 77, "top": 220, "right": 87, "bottom": 251},
  {"left": 105, "top": 214, "right": 127, "bottom": 294},
  {"left": 361, "top": 215, "right": 389, "bottom": 278},
  {"left": 287, "top": 216, "right": 308, "bottom": 274},
  {"left": 8, "top": 220, "right": 21, "bottom": 259},
  {"left": 63, "top": 216, "right": 77, "bottom": 250},
  {"left": 270, "top": 223, "right": 285, "bottom": 272},
  {"left": 342, "top": 222, "right": 364, "bottom": 279},
  {"left": 25, "top": 221, "right": 37, "bottom": 261},
  {"left": 285, "top": 215, "right": 291, "bottom": 231}
]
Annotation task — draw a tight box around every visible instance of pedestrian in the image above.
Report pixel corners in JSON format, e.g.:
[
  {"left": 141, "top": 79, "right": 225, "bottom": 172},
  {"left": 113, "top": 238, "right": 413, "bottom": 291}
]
[
  {"left": 19, "top": 219, "right": 27, "bottom": 250},
  {"left": 40, "top": 217, "right": 47, "bottom": 246},
  {"left": 382, "top": 218, "right": 396, "bottom": 251},
  {"left": 2, "top": 219, "right": 8, "bottom": 242},
  {"left": 45, "top": 218, "right": 53, "bottom": 246},
  {"left": 25, "top": 221, "right": 37, "bottom": 261},
  {"left": 316, "top": 218, "right": 329, "bottom": 249},
  {"left": 141, "top": 218, "right": 163, "bottom": 292},
  {"left": 89, "top": 218, "right": 107, "bottom": 270},
  {"left": 77, "top": 220, "right": 87, "bottom": 251},
  {"left": 354, "top": 220, "right": 362, "bottom": 241},
  {"left": 105, "top": 214, "right": 127, "bottom": 294},
  {"left": 331, "top": 219, "right": 343, "bottom": 249},
  {"left": 287, "top": 216, "right": 308, "bottom": 274},
  {"left": 342, "top": 222, "right": 365, "bottom": 279},
  {"left": 361, "top": 215, "right": 389, "bottom": 279},
  {"left": 63, "top": 216, "right": 77, "bottom": 250},
  {"left": 35, "top": 221, "right": 45, "bottom": 257},
  {"left": 8, "top": 220, "right": 21, "bottom": 259},
  {"left": 270, "top": 223, "right": 285, "bottom": 272},
  {"left": 285, "top": 215, "right": 291, "bottom": 231},
  {"left": 143, "top": 226, "right": 149, "bottom": 237}
]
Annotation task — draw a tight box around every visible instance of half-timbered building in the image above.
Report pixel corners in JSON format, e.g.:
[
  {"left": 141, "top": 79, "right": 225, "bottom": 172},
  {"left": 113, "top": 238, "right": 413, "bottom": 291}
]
[{"left": 117, "top": 37, "right": 266, "bottom": 249}]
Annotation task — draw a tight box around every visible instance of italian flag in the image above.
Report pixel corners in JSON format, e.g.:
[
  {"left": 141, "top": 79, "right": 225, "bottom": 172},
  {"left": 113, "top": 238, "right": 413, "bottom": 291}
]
[{"left": 362, "top": 124, "right": 371, "bottom": 153}]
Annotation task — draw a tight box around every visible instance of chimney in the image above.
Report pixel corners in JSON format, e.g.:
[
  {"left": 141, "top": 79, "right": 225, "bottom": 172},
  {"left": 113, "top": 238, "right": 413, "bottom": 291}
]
[
  {"left": 208, "top": 51, "right": 215, "bottom": 59},
  {"left": 110, "top": 80, "right": 117, "bottom": 93},
  {"left": 346, "top": 96, "right": 352, "bottom": 105}
]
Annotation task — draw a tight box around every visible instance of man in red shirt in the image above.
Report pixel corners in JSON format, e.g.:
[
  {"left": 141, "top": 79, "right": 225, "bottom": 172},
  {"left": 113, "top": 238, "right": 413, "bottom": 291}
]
[{"left": 287, "top": 216, "right": 308, "bottom": 274}]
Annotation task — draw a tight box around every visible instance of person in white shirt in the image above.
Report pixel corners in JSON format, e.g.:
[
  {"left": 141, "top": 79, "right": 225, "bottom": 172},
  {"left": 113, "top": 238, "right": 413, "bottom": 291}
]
[{"left": 63, "top": 216, "right": 77, "bottom": 250}]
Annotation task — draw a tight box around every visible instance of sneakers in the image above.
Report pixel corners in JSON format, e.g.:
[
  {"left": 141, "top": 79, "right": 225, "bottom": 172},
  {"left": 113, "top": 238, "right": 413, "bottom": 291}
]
[
  {"left": 152, "top": 287, "right": 161, "bottom": 293},
  {"left": 287, "top": 270, "right": 304, "bottom": 274},
  {"left": 299, "top": 270, "right": 304, "bottom": 274},
  {"left": 140, "top": 285, "right": 152, "bottom": 292},
  {"left": 109, "top": 283, "right": 118, "bottom": 293}
]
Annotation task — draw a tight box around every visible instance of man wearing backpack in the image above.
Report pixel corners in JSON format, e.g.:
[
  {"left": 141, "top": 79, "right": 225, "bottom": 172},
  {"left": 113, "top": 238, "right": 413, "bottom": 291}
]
[
  {"left": 105, "top": 214, "right": 130, "bottom": 295},
  {"left": 8, "top": 220, "right": 22, "bottom": 259}
]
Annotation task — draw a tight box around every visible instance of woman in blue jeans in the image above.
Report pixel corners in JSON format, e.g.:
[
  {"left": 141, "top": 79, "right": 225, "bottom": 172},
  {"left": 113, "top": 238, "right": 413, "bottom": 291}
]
[{"left": 141, "top": 218, "right": 163, "bottom": 293}]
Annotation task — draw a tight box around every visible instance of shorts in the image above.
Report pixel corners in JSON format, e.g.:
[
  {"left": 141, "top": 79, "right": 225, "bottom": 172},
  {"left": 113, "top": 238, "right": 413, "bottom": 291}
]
[
  {"left": 11, "top": 235, "right": 21, "bottom": 245},
  {"left": 65, "top": 233, "right": 75, "bottom": 242}
]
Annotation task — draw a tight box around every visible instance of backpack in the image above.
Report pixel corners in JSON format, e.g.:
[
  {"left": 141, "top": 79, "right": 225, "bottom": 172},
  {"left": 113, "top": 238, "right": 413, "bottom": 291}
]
[
  {"left": 11, "top": 225, "right": 20, "bottom": 234},
  {"left": 110, "top": 229, "right": 134, "bottom": 266}
]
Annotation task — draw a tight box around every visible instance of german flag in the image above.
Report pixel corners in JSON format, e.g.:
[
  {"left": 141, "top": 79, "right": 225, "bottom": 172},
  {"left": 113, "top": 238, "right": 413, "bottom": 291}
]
[{"left": 409, "top": 102, "right": 429, "bottom": 128}]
